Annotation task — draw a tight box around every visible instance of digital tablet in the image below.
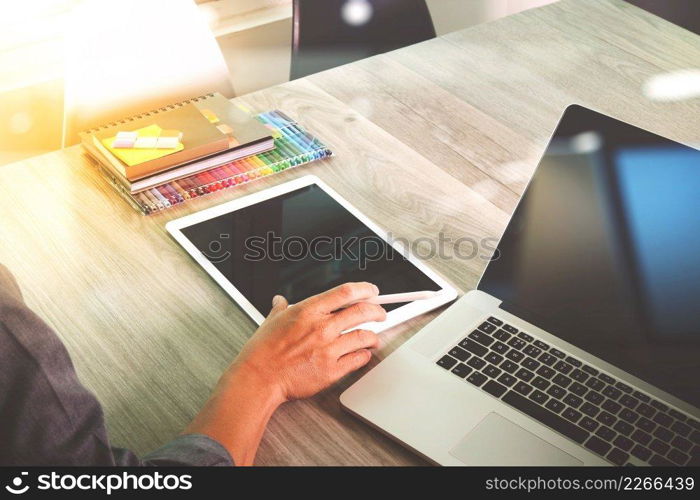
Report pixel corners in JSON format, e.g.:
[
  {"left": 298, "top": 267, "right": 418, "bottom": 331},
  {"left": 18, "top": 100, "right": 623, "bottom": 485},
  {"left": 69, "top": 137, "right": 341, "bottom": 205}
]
[{"left": 166, "top": 176, "right": 457, "bottom": 332}]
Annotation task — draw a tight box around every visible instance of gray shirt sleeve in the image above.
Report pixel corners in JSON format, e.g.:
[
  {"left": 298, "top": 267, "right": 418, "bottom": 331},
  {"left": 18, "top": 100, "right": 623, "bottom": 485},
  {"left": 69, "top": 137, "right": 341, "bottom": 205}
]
[{"left": 0, "top": 264, "right": 233, "bottom": 467}]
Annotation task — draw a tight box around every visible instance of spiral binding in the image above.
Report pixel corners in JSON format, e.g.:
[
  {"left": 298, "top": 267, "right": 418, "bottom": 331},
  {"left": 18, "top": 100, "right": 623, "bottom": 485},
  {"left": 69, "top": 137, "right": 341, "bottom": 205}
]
[{"left": 82, "top": 93, "right": 216, "bottom": 135}]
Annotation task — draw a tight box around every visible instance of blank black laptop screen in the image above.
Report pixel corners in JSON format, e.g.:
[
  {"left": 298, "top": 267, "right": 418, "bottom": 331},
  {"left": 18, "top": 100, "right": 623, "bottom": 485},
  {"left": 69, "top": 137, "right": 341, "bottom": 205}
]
[{"left": 479, "top": 105, "right": 700, "bottom": 408}]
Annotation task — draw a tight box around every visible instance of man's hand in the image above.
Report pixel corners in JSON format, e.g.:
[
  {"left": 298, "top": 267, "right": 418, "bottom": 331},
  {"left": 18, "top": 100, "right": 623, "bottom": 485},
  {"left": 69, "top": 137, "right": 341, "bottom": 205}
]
[
  {"left": 184, "top": 282, "right": 386, "bottom": 465},
  {"left": 233, "top": 282, "right": 386, "bottom": 402}
]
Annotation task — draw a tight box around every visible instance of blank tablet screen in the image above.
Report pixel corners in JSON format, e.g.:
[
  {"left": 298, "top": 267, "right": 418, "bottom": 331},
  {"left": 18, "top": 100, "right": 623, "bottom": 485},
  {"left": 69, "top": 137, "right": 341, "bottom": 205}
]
[{"left": 180, "top": 184, "right": 441, "bottom": 314}]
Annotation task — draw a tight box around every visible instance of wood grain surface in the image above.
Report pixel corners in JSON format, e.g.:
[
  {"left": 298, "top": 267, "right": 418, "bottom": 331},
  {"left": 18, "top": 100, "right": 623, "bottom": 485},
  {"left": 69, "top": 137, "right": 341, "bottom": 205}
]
[{"left": 0, "top": 0, "right": 697, "bottom": 465}]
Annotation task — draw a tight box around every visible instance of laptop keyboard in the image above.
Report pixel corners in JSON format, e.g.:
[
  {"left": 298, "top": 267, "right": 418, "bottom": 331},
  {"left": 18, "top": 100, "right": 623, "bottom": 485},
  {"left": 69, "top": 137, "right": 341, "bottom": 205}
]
[{"left": 436, "top": 316, "right": 700, "bottom": 466}]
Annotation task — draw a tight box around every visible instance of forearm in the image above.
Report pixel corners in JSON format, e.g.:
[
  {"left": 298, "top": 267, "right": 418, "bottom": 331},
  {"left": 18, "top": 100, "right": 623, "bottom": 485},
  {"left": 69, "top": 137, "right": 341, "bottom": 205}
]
[{"left": 184, "top": 363, "right": 283, "bottom": 466}]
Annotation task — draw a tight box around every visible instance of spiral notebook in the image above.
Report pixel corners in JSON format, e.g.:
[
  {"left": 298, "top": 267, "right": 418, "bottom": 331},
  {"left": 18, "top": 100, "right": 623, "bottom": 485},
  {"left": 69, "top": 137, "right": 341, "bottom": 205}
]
[
  {"left": 79, "top": 93, "right": 274, "bottom": 181},
  {"left": 95, "top": 110, "right": 334, "bottom": 215}
]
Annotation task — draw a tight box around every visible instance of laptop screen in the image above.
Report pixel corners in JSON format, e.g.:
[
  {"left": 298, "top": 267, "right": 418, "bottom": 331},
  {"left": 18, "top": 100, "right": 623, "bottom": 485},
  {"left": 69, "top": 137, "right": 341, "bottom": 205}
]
[{"left": 479, "top": 105, "right": 700, "bottom": 408}]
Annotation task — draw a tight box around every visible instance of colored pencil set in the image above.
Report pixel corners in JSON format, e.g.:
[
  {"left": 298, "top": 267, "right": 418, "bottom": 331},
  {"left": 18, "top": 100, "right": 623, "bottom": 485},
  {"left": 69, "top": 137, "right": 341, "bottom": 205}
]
[{"left": 97, "top": 110, "right": 333, "bottom": 215}]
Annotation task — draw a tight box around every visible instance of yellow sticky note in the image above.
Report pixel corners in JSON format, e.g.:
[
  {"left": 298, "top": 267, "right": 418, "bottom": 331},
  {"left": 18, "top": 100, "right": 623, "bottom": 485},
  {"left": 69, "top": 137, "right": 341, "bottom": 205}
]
[
  {"left": 199, "top": 108, "right": 219, "bottom": 124},
  {"left": 103, "top": 124, "right": 184, "bottom": 167}
]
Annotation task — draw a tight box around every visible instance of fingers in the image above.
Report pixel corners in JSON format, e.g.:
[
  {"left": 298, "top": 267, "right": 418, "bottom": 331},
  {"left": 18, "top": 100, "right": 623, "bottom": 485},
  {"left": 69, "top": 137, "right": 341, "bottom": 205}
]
[
  {"left": 336, "top": 349, "right": 373, "bottom": 376},
  {"left": 329, "top": 302, "right": 387, "bottom": 332},
  {"left": 269, "top": 295, "right": 289, "bottom": 315},
  {"left": 330, "top": 329, "right": 379, "bottom": 358},
  {"left": 304, "top": 282, "right": 379, "bottom": 313}
]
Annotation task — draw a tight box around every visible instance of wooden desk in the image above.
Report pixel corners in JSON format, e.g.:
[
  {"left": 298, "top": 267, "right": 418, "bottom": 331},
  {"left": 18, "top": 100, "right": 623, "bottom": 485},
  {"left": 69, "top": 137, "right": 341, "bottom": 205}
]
[{"left": 0, "top": 0, "right": 697, "bottom": 465}]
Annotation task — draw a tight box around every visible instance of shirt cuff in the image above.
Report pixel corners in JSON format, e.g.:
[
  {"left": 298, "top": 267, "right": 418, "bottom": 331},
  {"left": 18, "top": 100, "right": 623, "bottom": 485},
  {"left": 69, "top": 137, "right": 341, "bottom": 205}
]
[{"left": 142, "top": 434, "right": 234, "bottom": 467}]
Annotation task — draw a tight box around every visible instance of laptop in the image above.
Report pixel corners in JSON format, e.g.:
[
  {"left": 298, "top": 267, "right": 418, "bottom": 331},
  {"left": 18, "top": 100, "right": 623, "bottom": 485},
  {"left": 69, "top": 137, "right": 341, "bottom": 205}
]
[{"left": 341, "top": 105, "right": 700, "bottom": 466}]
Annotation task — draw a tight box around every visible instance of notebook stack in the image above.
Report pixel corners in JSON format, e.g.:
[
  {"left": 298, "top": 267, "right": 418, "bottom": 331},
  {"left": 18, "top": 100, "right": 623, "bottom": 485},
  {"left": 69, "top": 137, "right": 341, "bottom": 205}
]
[{"left": 80, "top": 93, "right": 333, "bottom": 215}]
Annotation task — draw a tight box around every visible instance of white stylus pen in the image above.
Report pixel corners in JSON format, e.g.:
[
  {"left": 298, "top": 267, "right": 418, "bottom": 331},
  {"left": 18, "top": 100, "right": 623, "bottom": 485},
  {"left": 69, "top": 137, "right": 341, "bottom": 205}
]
[{"left": 351, "top": 290, "right": 443, "bottom": 306}]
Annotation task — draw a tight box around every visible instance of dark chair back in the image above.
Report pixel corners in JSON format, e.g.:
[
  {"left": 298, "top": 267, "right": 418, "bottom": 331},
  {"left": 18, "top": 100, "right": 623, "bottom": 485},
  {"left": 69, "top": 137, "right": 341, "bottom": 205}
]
[{"left": 291, "top": 0, "right": 436, "bottom": 80}]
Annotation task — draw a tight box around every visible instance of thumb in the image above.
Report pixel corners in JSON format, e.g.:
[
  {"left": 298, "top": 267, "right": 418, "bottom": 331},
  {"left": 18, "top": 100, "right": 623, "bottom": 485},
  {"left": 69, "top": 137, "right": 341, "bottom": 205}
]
[{"left": 270, "top": 295, "right": 289, "bottom": 315}]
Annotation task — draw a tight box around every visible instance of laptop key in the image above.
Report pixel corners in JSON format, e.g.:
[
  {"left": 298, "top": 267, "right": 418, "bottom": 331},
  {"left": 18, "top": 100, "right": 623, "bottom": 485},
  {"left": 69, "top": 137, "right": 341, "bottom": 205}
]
[
  {"left": 613, "top": 420, "right": 634, "bottom": 436},
  {"left": 466, "top": 371, "right": 487, "bottom": 387},
  {"left": 491, "top": 341, "right": 509, "bottom": 354},
  {"left": 529, "top": 390, "right": 549, "bottom": 405},
  {"left": 632, "top": 391, "right": 650, "bottom": 403},
  {"left": 451, "top": 363, "right": 472, "bottom": 378},
  {"left": 483, "top": 364, "right": 502, "bottom": 378},
  {"left": 517, "top": 331, "right": 534, "bottom": 343},
  {"left": 602, "top": 386, "right": 622, "bottom": 400},
  {"left": 595, "top": 426, "right": 616, "bottom": 441},
  {"left": 601, "top": 399, "right": 621, "bottom": 414},
  {"left": 584, "top": 391, "right": 604, "bottom": 405},
  {"left": 563, "top": 394, "right": 583, "bottom": 408},
  {"left": 631, "top": 444, "right": 652, "bottom": 461},
  {"left": 569, "top": 382, "right": 588, "bottom": 396},
  {"left": 637, "top": 417, "right": 656, "bottom": 433},
  {"left": 615, "top": 381, "right": 633, "bottom": 394},
  {"left": 449, "top": 346, "right": 471, "bottom": 362},
  {"left": 585, "top": 436, "right": 611, "bottom": 456},
  {"left": 552, "top": 374, "right": 572, "bottom": 388},
  {"left": 437, "top": 355, "right": 458, "bottom": 370},
  {"left": 597, "top": 411, "right": 616, "bottom": 427},
  {"left": 618, "top": 409, "right": 639, "bottom": 424},
  {"left": 562, "top": 408, "right": 582, "bottom": 423},
  {"left": 477, "top": 321, "right": 497, "bottom": 334},
  {"left": 536, "top": 366, "right": 556, "bottom": 379},
  {"left": 507, "top": 337, "right": 527, "bottom": 350},
  {"left": 565, "top": 356, "right": 582, "bottom": 367},
  {"left": 580, "top": 402, "right": 599, "bottom": 418},
  {"left": 652, "top": 412, "right": 672, "bottom": 427},
  {"left": 467, "top": 357, "right": 486, "bottom": 370},
  {"left": 502, "top": 390, "right": 589, "bottom": 443},
  {"left": 669, "top": 409, "right": 687, "bottom": 422},
  {"left": 486, "top": 316, "right": 503, "bottom": 327},
  {"left": 607, "top": 448, "right": 629, "bottom": 466},
  {"left": 534, "top": 340, "right": 549, "bottom": 350},
  {"left": 613, "top": 435, "right": 634, "bottom": 452},
  {"left": 459, "top": 338, "right": 488, "bottom": 357},
  {"left": 538, "top": 353, "right": 557, "bottom": 366},
  {"left": 546, "top": 385, "right": 566, "bottom": 400},
  {"left": 522, "top": 357, "right": 540, "bottom": 371},
  {"left": 523, "top": 345, "right": 542, "bottom": 358},
  {"left": 570, "top": 369, "right": 589, "bottom": 383},
  {"left": 671, "top": 421, "right": 692, "bottom": 437},
  {"left": 599, "top": 373, "right": 616, "bottom": 385},
  {"left": 585, "top": 378, "right": 605, "bottom": 391},
  {"left": 631, "top": 429, "right": 652, "bottom": 446},
  {"left": 671, "top": 436, "right": 692, "bottom": 452},
  {"left": 547, "top": 398, "right": 567, "bottom": 415},
  {"left": 649, "top": 454, "right": 674, "bottom": 466},
  {"left": 653, "top": 427, "right": 673, "bottom": 443},
  {"left": 502, "top": 324, "right": 518, "bottom": 334},
  {"left": 532, "top": 377, "right": 550, "bottom": 390},
  {"left": 580, "top": 416, "right": 599, "bottom": 432},
  {"left": 553, "top": 361, "right": 573, "bottom": 374},
  {"left": 668, "top": 449, "right": 689, "bottom": 465},
  {"left": 506, "top": 350, "right": 525, "bottom": 362},
  {"left": 515, "top": 368, "right": 535, "bottom": 382},
  {"left": 636, "top": 403, "right": 655, "bottom": 418},
  {"left": 619, "top": 395, "right": 638, "bottom": 410},
  {"left": 500, "top": 360, "right": 519, "bottom": 374},
  {"left": 649, "top": 439, "right": 669, "bottom": 456},
  {"left": 483, "top": 380, "right": 507, "bottom": 398},
  {"left": 469, "top": 329, "right": 494, "bottom": 347},
  {"left": 549, "top": 348, "right": 566, "bottom": 359},
  {"left": 497, "top": 373, "right": 517, "bottom": 387},
  {"left": 582, "top": 365, "right": 599, "bottom": 377},
  {"left": 513, "top": 381, "right": 533, "bottom": 396},
  {"left": 485, "top": 352, "right": 503, "bottom": 365},
  {"left": 493, "top": 329, "right": 512, "bottom": 342}
]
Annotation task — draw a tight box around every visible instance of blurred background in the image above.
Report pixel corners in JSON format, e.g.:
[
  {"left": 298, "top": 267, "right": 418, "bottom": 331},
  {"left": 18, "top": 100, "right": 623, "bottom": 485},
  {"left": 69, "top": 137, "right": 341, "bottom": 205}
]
[{"left": 0, "top": 0, "right": 696, "bottom": 166}]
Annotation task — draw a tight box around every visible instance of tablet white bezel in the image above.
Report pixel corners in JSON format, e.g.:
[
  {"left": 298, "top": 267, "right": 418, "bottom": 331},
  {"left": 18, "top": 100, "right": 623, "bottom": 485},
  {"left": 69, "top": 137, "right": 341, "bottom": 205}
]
[{"left": 166, "top": 175, "right": 458, "bottom": 332}]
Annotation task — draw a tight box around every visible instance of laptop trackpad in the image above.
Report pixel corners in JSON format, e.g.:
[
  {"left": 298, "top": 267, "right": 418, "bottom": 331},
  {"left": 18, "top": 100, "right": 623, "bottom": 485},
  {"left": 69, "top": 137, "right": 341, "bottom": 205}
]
[{"left": 449, "top": 412, "right": 583, "bottom": 466}]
